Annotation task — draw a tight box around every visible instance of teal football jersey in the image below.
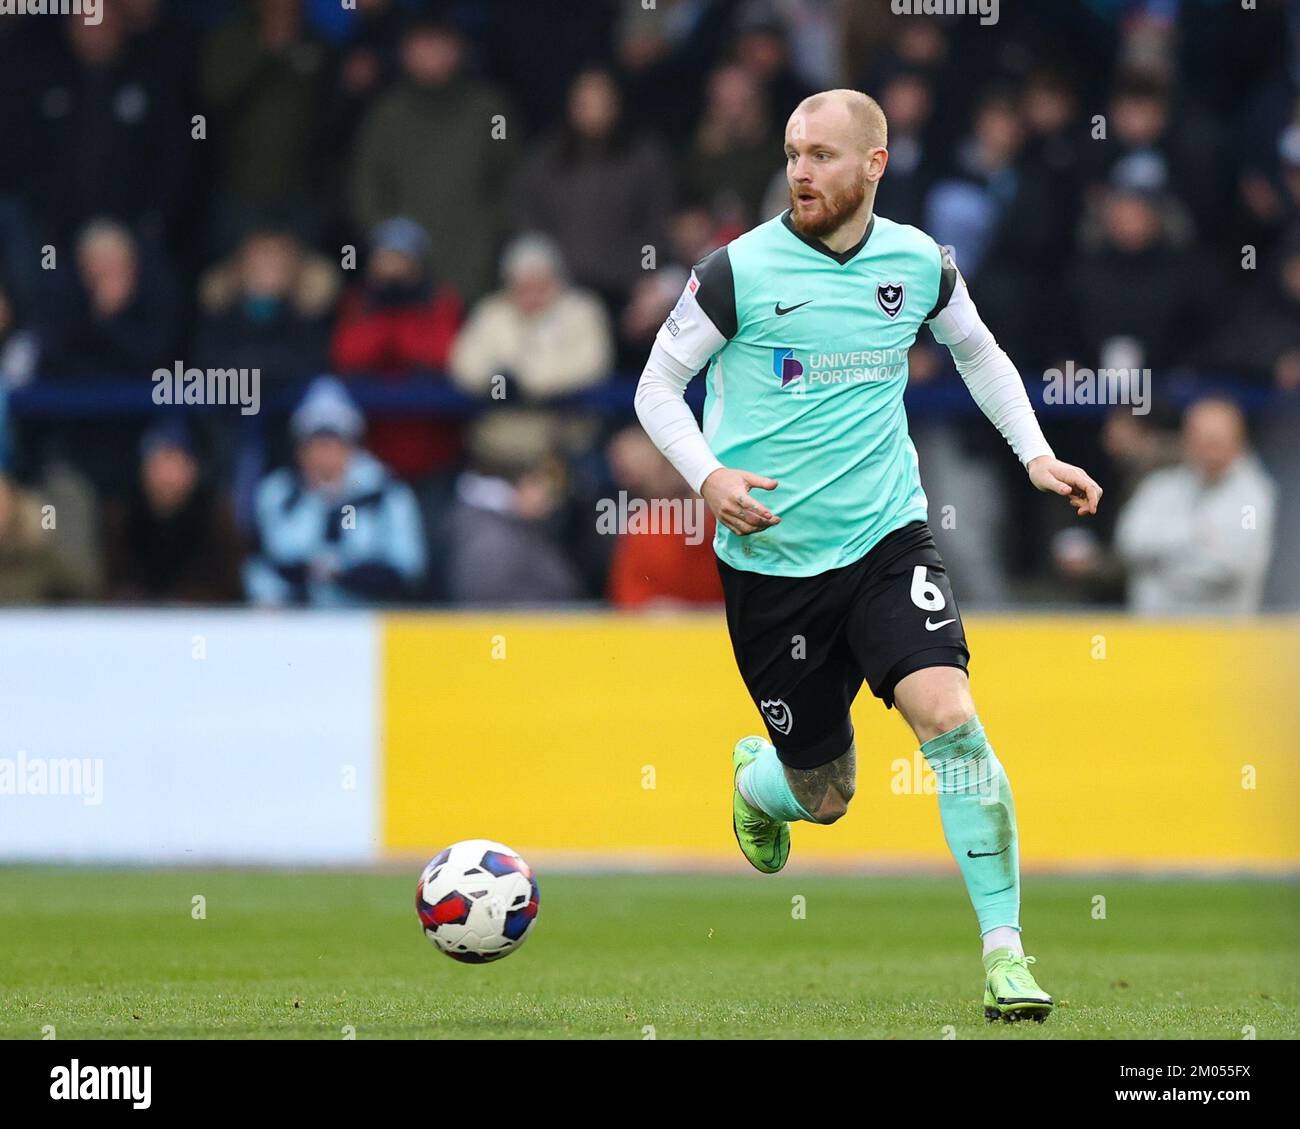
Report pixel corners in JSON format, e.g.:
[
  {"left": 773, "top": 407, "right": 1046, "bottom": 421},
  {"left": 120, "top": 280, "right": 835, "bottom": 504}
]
[{"left": 656, "top": 209, "right": 956, "bottom": 577}]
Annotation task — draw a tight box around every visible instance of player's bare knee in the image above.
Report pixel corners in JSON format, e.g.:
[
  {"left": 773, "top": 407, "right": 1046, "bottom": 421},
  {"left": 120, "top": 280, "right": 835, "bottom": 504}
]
[
  {"left": 814, "top": 781, "right": 854, "bottom": 824},
  {"left": 787, "top": 753, "right": 856, "bottom": 824},
  {"left": 905, "top": 691, "right": 975, "bottom": 744},
  {"left": 920, "top": 703, "right": 975, "bottom": 742}
]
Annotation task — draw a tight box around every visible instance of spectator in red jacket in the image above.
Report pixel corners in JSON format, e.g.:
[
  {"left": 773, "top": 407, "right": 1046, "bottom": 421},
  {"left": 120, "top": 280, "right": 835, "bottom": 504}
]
[
  {"left": 604, "top": 425, "right": 723, "bottom": 610},
  {"left": 331, "top": 216, "right": 464, "bottom": 480}
]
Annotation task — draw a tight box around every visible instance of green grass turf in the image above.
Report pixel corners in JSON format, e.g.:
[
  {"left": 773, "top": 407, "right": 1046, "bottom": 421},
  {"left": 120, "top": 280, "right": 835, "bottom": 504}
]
[{"left": 0, "top": 868, "right": 1296, "bottom": 1039}]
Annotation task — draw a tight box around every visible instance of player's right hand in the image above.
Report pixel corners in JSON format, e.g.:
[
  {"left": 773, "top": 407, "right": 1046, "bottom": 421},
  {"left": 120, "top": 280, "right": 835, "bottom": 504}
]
[{"left": 701, "top": 468, "right": 781, "bottom": 536}]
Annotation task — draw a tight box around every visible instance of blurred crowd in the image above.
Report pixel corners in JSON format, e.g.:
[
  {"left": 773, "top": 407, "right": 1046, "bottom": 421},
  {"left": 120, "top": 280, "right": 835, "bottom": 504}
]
[{"left": 0, "top": 0, "right": 1296, "bottom": 612}]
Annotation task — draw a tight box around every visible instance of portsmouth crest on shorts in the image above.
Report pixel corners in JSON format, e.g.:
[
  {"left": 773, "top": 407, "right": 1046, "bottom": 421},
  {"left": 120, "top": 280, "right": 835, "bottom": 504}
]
[
  {"left": 760, "top": 698, "right": 794, "bottom": 736},
  {"left": 876, "top": 281, "right": 905, "bottom": 319}
]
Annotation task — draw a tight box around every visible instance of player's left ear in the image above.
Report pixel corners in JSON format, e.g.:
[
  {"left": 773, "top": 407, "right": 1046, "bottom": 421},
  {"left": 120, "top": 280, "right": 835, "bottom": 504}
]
[{"left": 866, "top": 146, "right": 889, "bottom": 182}]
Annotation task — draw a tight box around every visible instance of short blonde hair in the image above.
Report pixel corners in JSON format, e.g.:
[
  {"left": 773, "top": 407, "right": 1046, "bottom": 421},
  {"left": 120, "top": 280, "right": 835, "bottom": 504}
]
[{"left": 793, "top": 89, "right": 888, "bottom": 152}]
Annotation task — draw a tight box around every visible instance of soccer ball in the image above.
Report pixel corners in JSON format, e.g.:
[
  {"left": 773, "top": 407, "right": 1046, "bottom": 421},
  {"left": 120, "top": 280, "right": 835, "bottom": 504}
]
[{"left": 416, "top": 839, "right": 540, "bottom": 963}]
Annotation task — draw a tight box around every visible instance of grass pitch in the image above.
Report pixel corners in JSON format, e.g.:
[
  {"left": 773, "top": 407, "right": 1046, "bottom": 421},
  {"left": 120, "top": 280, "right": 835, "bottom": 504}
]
[{"left": 1, "top": 868, "right": 1295, "bottom": 1039}]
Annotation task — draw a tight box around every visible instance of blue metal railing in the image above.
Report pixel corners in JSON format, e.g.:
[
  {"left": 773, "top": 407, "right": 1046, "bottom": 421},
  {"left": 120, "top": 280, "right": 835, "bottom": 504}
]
[{"left": 3, "top": 370, "right": 1285, "bottom": 420}]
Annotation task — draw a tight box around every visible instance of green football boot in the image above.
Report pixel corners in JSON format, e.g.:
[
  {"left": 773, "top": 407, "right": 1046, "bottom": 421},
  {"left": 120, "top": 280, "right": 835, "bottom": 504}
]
[
  {"left": 731, "top": 736, "right": 790, "bottom": 874},
  {"left": 983, "top": 949, "right": 1054, "bottom": 1023}
]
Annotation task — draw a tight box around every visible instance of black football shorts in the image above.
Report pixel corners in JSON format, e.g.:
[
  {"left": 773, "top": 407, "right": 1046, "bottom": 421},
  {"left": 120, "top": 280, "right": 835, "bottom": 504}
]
[{"left": 717, "top": 520, "right": 969, "bottom": 770}]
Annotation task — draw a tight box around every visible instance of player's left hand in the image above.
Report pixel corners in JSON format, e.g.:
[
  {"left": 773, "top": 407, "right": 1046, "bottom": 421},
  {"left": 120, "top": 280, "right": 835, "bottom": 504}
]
[{"left": 1026, "top": 455, "right": 1102, "bottom": 516}]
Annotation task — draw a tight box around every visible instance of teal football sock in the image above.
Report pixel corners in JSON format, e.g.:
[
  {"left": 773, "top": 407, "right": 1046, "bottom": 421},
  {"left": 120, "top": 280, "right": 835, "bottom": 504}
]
[
  {"left": 920, "top": 717, "right": 1020, "bottom": 936},
  {"left": 738, "top": 742, "right": 815, "bottom": 824}
]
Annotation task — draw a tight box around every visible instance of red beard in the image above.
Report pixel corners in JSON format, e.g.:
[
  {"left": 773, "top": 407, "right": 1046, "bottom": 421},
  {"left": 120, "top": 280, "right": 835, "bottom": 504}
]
[{"left": 788, "top": 172, "right": 869, "bottom": 238}]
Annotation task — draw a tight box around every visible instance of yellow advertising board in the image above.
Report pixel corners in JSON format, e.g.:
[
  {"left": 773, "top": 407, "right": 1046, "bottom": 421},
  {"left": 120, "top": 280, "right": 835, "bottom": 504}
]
[{"left": 382, "top": 615, "right": 1300, "bottom": 871}]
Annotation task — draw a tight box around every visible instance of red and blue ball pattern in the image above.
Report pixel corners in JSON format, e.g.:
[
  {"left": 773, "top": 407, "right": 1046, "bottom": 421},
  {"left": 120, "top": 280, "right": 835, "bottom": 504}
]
[{"left": 416, "top": 840, "right": 540, "bottom": 963}]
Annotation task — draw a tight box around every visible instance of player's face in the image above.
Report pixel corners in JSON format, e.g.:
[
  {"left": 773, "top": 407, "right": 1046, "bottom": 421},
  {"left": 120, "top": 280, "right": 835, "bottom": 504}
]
[{"left": 784, "top": 109, "right": 877, "bottom": 238}]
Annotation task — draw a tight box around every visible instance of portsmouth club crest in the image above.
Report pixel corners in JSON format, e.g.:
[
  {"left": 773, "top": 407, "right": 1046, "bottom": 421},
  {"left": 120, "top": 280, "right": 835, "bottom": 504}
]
[
  {"left": 876, "top": 281, "right": 905, "bottom": 319},
  {"left": 760, "top": 698, "right": 793, "bottom": 736}
]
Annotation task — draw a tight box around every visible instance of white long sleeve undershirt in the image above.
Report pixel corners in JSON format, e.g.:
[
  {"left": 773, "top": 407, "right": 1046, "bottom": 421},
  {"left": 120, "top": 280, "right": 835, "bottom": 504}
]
[
  {"left": 633, "top": 341, "right": 724, "bottom": 494},
  {"left": 634, "top": 271, "right": 1052, "bottom": 494},
  {"left": 927, "top": 272, "right": 1054, "bottom": 466}
]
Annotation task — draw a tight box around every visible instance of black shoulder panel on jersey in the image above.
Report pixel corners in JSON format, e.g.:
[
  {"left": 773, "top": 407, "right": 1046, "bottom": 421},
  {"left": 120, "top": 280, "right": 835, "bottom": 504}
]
[
  {"left": 925, "top": 244, "right": 958, "bottom": 321},
  {"left": 691, "top": 246, "right": 738, "bottom": 340}
]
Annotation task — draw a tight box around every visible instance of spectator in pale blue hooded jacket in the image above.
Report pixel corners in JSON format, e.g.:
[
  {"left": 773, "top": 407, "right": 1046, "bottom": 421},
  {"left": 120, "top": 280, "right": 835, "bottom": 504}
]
[{"left": 245, "top": 377, "right": 426, "bottom": 606}]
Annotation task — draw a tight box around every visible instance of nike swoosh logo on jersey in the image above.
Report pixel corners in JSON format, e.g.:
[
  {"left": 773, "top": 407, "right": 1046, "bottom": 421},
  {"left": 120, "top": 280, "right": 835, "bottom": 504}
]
[
  {"left": 967, "top": 845, "right": 1009, "bottom": 858},
  {"left": 925, "top": 617, "right": 956, "bottom": 631},
  {"left": 774, "top": 300, "right": 813, "bottom": 316}
]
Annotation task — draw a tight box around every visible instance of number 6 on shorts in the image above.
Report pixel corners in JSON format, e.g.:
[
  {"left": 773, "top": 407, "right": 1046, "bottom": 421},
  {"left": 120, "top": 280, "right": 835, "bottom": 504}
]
[{"left": 909, "top": 565, "right": 945, "bottom": 612}]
